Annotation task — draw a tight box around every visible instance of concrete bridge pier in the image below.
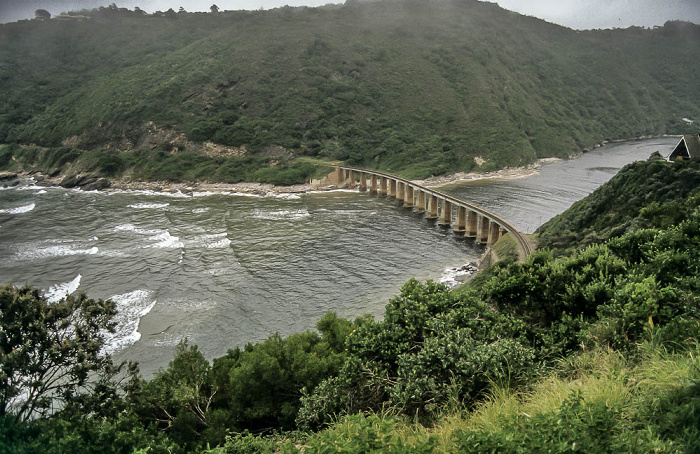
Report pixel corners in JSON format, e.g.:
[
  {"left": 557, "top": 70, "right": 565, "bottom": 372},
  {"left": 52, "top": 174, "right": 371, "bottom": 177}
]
[
  {"left": 487, "top": 222, "right": 501, "bottom": 245},
  {"left": 414, "top": 190, "right": 427, "bottom": 214},
  {"left": 334, "top": 167, "right": 345, "bottom": 186},
  {"left": 466, "top": 211, "right": 478, "bottom": 237},
  {"left": 454, "top": 206, "right": 467, "bottom": 234},
  {"left": 439, "top": 200, "right": 452, "bottom": 226},
  {"left": 404, "top": 186, "right": 415, "bottom": 208},
  {"left": 347, "top": 170, "right": 357, "bottom": 189},
  {"left": 370, "top": 175, "right": 378, "bottom": 194},
  {"left": 477, "top": 217, "right": 490, "bottom": 244},
  {"left": 379, "top": 177, "right": 388, "bottom": 197},
  {"left": 359, "top": 172, "right": 367, "bottom": 192},
  {"left": 396, "top": 181, "right": 405, "bottom": 203},
  {"left": 388, "top": 179, "right": 397, "bottom": 200},
  {"left": 427, "top": 195, "right": 439, "bottom": 219}
]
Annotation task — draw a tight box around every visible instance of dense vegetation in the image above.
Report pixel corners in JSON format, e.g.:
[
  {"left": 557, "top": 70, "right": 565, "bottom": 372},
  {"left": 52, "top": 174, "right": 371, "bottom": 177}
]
[
  {"left": 1, "top": 1, "right": 699, "bottom": 181},
  {"left": 537, "top": 156, "right": 700, "bottom": 255},
  {"left": 0, "top": 143, "right": 321, "bottom": 185},
  {"left": 2, "top": 156, "right": 699, "bottom": 452}
]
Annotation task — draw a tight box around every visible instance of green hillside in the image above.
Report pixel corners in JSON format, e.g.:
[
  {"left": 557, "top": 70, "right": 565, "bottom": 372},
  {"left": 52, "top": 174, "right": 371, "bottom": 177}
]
[
  {"left": 1, "top": 0, "right": 699, "bottom": 180},
  {"left": 537, "top": 156, "right": 700, "bottom": 255}
]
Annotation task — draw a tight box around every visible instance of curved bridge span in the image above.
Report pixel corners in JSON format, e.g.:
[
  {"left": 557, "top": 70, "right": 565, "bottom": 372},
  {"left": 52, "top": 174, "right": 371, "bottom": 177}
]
[{"left": 328, "top": 166, "right": 534, "bottom": 262}]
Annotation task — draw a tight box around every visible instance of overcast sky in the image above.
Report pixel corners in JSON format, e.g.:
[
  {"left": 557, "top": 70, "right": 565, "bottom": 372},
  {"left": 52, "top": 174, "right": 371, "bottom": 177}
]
[{"left": 0, "top": 0, "right": 698, "bottom": 28}]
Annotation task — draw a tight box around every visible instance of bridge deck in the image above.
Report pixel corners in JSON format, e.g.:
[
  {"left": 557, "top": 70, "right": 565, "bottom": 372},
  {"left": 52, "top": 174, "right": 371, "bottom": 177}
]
[{"left": 335, "top": 166, "right": 535, "bottom": 261}]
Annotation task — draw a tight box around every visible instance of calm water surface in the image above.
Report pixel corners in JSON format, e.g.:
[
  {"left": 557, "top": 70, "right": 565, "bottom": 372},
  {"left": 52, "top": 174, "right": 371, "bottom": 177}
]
[{"left": 0, "top": 138, "right": 675, "bottom": 375}]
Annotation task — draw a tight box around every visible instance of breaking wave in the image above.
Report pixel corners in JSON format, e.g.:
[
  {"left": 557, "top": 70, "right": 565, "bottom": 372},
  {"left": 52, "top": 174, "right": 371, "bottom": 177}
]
[
  {"left": 102, "top": 289, "right": 157, "bottom": 354},
  {"left": 0, "top": 202, "right": 35, "bottom": 214},
  {"left": 188, "top": 232, "right": 231, "bottom": 249},
  {"left": 114, "top": 224, "right": 184, "bottom": 249},
  {"left": 44, "top": 274, "right": 82, "bottom": 303},
  {"left": 18, "top": 242, "right": 99, "bottom": 260},
  {"left": 251, "top": 208, "right": 310, "bottom": 220},
  {"left": 127, "top": 202, "right": 170, "bottom": 209}
]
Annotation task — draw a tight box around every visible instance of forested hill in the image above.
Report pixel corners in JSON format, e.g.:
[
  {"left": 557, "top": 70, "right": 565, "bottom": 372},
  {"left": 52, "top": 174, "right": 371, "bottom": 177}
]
[{"left": 1, "top": 0, "right": 699, "bottom": 178}]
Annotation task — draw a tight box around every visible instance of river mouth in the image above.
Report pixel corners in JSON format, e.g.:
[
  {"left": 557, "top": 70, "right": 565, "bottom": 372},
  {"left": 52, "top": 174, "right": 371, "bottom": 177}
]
[
  {"left": 0, "top": 138, "right": 676, "bottom": 376},
  {"left": 0, "top": 186, "right": 479, "bottom": 377}
]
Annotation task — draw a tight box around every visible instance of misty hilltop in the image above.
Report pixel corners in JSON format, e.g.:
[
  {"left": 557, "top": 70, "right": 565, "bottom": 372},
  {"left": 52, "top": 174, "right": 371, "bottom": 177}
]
[{"left": 1, "top": 0, "right": 699, "bottom": 179}]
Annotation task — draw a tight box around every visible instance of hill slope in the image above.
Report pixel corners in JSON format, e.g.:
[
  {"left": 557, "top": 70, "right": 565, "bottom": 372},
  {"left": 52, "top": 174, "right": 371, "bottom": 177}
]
[
  {"left": 1, "top": 0, "right": 699, "bottom": 179},
  {"left": 537, "top": 156, "right": 700, "bottom": 255}
]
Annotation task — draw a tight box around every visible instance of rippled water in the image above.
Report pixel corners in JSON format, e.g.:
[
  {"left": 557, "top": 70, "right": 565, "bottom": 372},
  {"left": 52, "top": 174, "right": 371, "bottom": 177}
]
[
  {"left": 0, "top": 138, "right": 675, "bottom": 375},
  {"left": 0, "top": 187, "right": 479, "bottom": 376},
  {"left": 441, "top": 138, "right": 676, "bottom": 233}
]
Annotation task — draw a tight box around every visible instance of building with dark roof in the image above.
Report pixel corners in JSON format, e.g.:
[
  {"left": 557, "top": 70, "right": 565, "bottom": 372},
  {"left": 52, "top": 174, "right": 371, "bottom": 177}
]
[{"left": 668, "top": 134, "right": 700, "bottom": 160}]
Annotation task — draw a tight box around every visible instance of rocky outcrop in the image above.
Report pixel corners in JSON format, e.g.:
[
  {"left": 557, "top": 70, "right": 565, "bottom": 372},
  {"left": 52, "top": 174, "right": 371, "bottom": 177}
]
[
  {"left": 60, "top": 174, "right": 111, "bottom": 190},
  {"left": 0, "top": 171, "right": 19, "bottom": 188}
]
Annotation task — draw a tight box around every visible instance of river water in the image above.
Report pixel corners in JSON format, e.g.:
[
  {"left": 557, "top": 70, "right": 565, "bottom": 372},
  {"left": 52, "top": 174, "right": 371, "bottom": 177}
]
[{"left": 0, "top": 138, "right": 675, "bottom": 376}]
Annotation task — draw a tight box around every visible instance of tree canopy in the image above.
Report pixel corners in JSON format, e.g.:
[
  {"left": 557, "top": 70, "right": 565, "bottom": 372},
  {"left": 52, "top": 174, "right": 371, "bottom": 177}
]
[{"left": 0, "top": 285, "right": 121, "bottom": 422}]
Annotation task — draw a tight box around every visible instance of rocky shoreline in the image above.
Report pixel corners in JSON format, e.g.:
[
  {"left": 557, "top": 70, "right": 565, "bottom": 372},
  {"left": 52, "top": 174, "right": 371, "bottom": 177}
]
[{"left": 5, "top": 159, "right": 553, "bottom": 196}]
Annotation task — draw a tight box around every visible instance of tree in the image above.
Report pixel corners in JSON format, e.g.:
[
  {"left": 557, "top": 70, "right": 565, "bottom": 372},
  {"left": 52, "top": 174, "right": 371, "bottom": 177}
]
[
  {"left": 0, "top": 285, "right": 121, "bottom": 422},
  {"left": 34, "top": 9, "right": 51, "bottom": 20},
  {"left": 210, "top": 4, "right": 219, "bottom": 14}
]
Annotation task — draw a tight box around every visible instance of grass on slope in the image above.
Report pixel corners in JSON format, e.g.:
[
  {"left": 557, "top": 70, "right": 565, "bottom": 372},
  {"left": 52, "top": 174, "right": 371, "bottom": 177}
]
[{"left": 203, "top": 341, "right": 700, "bottom": 453}]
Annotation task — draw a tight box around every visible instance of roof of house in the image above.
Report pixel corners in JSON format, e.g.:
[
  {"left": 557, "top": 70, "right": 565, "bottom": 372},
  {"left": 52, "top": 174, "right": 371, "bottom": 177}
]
[{"left": 670, "top": 134, "right": 700, "bottom": 159}]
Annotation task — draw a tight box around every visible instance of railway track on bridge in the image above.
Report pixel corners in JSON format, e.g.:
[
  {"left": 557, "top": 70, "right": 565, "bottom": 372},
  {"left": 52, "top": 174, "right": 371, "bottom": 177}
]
[{"left": 329, "top": 166, "right": 535, "bottom": 262}]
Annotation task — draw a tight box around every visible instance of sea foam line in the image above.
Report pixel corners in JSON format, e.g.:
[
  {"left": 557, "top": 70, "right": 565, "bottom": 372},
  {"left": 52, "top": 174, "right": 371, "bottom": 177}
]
[
  {"left": 251, "top": 208, "right": 310, "bottom": 220},
  {"left": 0, "top": 202, "right": 35, "bottom": 214}
]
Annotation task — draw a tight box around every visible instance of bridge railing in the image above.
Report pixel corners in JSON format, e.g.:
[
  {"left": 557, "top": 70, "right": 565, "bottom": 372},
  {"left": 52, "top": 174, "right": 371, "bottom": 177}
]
[{"left": 326, "top": 165, "right": 534, "bottom": 261}]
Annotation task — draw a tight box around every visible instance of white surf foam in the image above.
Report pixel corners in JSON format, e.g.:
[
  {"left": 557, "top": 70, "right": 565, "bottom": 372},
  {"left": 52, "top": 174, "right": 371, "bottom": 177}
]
[
  {"left": 44, "top": 274, "right": 82, "bottom": 304},
  {"left": 269, "top": 192, "right": 302, "bottom": 200},
  {"left": 438, "top": 262, "right": 479, "bottom": 289},
  {"left": 114, "top": 224, "right": 183, "bottom": 249},
  {"left": 0, "top": 202, "right": 35, "bottom": 214},
  {"left": 127, "top": 202, "right": 170, "bottom": 209},
  {"left": 19, "top": 243, "right": 99, "bottom": 260},
  {"left": 146, "top": 231, "right": 184, "bottom": 249},
  {"left": 189, "top": 232, "right": 231, "bottom": 249},
  {"left": 192, "top": 207, "right": 209, "bottom": 213},
  {"left": 102, "top": 289, "right": 157, "bottom": 354},
  {"left": 17, "top": 185, "right": 46, "bottom": 191},
  {"left": 251, "top": 208, "right": 310, "bottom": 220}
]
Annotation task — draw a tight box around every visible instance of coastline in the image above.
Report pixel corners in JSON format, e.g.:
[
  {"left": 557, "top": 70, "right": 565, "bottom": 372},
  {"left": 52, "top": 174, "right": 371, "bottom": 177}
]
[
  {"left": 413, "top": 158, "right": 560, "bottom": 188},
  {"left": 11, "top": 133, "right": 680, "bottom": 195},
  {"left": 17, "top": 157, "right": 558, "bottom": 196}
]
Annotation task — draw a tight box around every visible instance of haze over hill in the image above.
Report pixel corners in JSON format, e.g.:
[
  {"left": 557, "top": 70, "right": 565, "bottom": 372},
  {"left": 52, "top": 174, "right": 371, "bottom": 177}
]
[
  {"left": 1, "top": 0, "right": 699, "bottom": 180},
  {"left": 2, "top": 0, "right": 700, "bottom": 29}
]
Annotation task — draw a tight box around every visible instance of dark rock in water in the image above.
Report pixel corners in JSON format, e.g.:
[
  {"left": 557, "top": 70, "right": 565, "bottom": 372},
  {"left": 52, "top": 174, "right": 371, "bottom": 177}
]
[
  {"left": 81, "top": 178, "right": 111, "bottom": 191},
  {"left": 9, "top": 179, "right": 20, "bottom": 187},
  {"left": 0, "top": 171, "right": 18, "bottom": 181},
  {"left": 457, "top": 262, "right": 478, "bottom": 273}
]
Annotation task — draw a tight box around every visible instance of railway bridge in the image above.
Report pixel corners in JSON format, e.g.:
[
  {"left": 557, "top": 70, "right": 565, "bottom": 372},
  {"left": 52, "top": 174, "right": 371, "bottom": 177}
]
[{"left": 327, "top": 166, "right": 535, "bottom": 262}]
